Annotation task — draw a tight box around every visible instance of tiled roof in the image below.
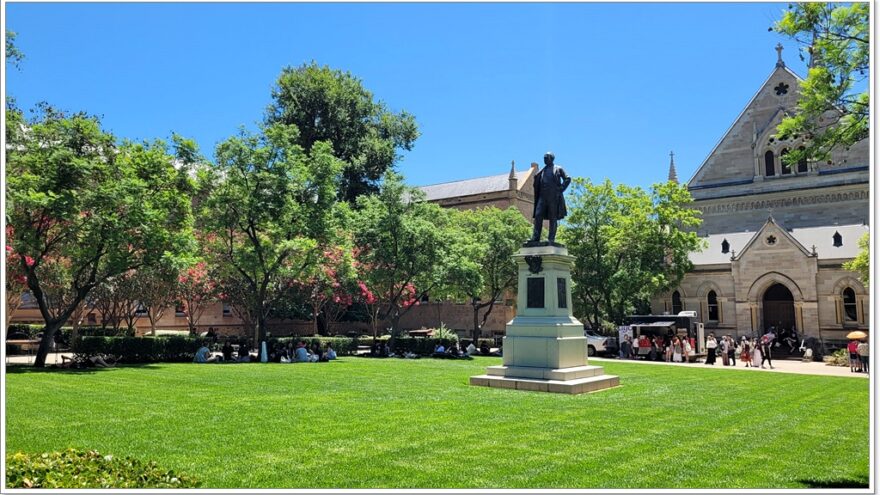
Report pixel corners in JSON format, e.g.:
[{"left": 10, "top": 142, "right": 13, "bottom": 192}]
[
  {"left": 690, "top": 223, "right": 867, "bottom": 265},
  {"left": 418, "top": 170, "right": 531, "bottom": 201}
]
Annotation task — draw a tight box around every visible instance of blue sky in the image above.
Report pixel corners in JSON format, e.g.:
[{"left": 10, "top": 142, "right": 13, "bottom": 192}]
[{"left": 5, "top": 2, "right": 805, "bottom": 189}]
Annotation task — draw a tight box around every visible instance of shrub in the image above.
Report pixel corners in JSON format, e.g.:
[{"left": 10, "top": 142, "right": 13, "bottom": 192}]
[
  {"left": 825, "top": 348, "right": 850, "bottom": 367},
  {"left": 74, "top": 336, "right": 208, "bottom": 363},
  {"left": 390, "top": 337, "right": 459, "bottom": 356},
  {"left": 6, "top": 449, "right": 199, "bottom": 488}
]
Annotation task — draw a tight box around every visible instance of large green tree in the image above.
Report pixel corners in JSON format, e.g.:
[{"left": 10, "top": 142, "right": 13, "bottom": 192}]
[
  {"left": 457, "top": 206, "right": 531, "bottom": 342},
  {"left": 5, "top": 105, "right": 196, "bottom": 366},
  {"left": 200, "top": 123, "right": 343, "bottom": 351},
  {"left": 773, "top": 3, "right": 869, "bottom": 163},
  {"left": 352, "top": 172, "right": 466, "bottom": 338},
  {"left": 266, "top": 62, "right": 419, "bottom": 203},
  {"left": 843, "top": 232, "right": 869, "bottom": 285},
  {"left": 560, "top": 179, "right": 703, "bottom": 329}
]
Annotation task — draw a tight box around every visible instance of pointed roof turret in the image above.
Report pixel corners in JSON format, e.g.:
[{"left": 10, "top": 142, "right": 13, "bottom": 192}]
[
  {"left": 667, "top": 151, "right": 679, "bottom": 183},
  {"left": 509, "top": 160, "right": 517, "bottom": 180}
]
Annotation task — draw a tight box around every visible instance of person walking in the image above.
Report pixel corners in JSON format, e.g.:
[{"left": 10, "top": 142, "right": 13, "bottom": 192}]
[
  {"left": 847, "top": 339, "right": 861, "bottom": 372},
  {"left": 760, "top": 334, "right": 774, "bottom": 369},
  {"left": 672, "top": 336, "right": 683, "bottom": 363},
  {"left": 740, "top": 336, "right": 752, "bottom": 368},
  {"left": 752, "top": 337, "right": 762, "bottom": 367},
  {"left": 720, "top": 336, "right": 730, "bottom": 366},
  {"left": 705, "top": 334, "right": 717, "bottom": 365},
  {"left": 728, "top": 335, "right": 737, "bottom": 366},
  {"left": 857, "top": 339, "right": 869, "bottom": 375}
]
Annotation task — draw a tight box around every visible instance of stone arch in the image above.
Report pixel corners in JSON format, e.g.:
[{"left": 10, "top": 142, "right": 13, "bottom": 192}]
[
  {"left": 832, "top": 276, "right": 866, "bottom": 295},
  {"left": 695, "top": 280, "right": 723, "bottom": 298},
  {"left": 747, "top": 272, "right": 804, "bottom": 303}
]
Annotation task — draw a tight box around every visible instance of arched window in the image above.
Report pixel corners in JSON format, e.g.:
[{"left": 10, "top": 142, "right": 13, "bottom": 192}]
[
  {"left": 764, "top": 150, "right": 775, "bottom": 176},
  {"left": 797, "top": 146, "right": 808, "bottom": 173},
  {"left": 780, "top": 148, "right": 792, "bottom": 175},
  {"left": 833, "top": 231, "right": 843, "bottom": 247},
  {"left": 672, "top": 291, "right": 683, "bottom": 314},
  {"left": 721, "top": 239, "right": 730, "bottom": 254},
  {"left": 843, "top": 288, "right": 857, "bottom": 321},
  {"left": 707, "top": 290, "right": 719, "bottom": 321}
]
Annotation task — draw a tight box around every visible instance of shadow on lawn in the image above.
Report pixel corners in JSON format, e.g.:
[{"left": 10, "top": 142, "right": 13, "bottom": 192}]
[
  {"left": 5, "top": 363, "right": 166, "bottom": 374},
  {"left": 798, "top": 476, "right": 869, "bottom": 488}
]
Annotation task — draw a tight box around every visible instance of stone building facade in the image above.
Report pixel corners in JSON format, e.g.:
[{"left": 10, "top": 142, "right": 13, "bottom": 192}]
[{"left": 651, "top": 48, "right": 870, "bottom": 341}]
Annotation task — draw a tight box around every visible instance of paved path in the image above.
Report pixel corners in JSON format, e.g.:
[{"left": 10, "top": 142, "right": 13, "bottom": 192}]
[
  {"left": 4, "top": 352, "right": 869, "bottom": 379},
  {"left": 590, "top": 356, "right": 870, "bottom": 379}
]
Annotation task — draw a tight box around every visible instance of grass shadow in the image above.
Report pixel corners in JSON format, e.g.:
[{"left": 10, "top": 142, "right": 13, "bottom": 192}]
[
  {"left": 5, "top": 363, "right": 168, "bottom": 374},
  {"left": 798, "top": 476, "right": 869, "bottom": 488}
]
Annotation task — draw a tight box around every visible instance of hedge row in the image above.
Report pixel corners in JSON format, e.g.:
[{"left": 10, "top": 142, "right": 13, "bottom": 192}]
[
  {"left": 7, "top": 324, "right": 134, "bottom": 340},
  {"left": 6, "top": 449, "right": 199, "bottom": 488},
  {"left": 74, "top": 336, "right": 209, "bottom": 363}
]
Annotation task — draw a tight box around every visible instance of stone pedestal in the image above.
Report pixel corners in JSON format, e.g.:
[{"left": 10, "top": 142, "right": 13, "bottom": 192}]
[{"left": 470, "top": 244, "right": 619, "bottom": 394}]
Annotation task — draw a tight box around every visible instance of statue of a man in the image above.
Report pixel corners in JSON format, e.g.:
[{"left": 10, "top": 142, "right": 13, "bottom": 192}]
[{"left": 529, "top": 152, "right": 571, "bottom": 244}]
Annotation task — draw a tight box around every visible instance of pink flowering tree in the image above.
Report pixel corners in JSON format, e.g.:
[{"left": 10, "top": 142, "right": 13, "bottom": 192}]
[
  {"left": 6, "top": 105, "right": 196, "bottom": 366},
  {"left": 176, "top": 261, "right": 218, "bottom": 334},
  {"left": 352, "top": 173, "right": 468, "bottom": 339},
  {"left": 5, "top": 226, "right": 28, "bottom": 330},
  {"left": 199, "top": 123, "right": 342, "bottom": 354},
  {"left": 289, "top": 245, "right": 357, "bottom": 335}
]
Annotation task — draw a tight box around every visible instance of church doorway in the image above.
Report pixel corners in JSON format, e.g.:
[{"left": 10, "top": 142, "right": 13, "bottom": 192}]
[{"left": 762, "top": 283, "right": 795, "bottom": 332}]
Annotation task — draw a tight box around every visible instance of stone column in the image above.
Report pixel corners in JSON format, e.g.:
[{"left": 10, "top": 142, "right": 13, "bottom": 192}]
[{"left": 470, "top": 244, "right": 619, "bottom": 394}]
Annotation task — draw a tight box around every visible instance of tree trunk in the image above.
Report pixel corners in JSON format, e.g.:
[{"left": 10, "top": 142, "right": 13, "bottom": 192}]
[
  {"left": 33, "top": 320, "right": 64, "bottom": 368},
  {"left": 256, "top": 316, "right": 267, "bottom": 361},
  {"left": 472, "top": 303, "right": 481, "bottom": 344}
]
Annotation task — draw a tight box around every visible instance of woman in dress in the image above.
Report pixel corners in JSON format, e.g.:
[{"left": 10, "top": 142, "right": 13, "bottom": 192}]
[
  {"left": 740, "top": 336, "right": 752, "bottom": 367},
  {"left": 672, "top": 337, "right": 683, "bottom": 363},
  {"left": 752, "top": 337, "right": 762, "bottom": 367},
  {"left": 705, "top": 334, "right": 717, "bottom": 365}
]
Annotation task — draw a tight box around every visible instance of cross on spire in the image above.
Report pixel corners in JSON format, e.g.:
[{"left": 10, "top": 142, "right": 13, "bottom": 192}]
[
  {"left": 775, "top": 43, "right": 785, "bottom": 67},
  {"left": 667, "top": 151, "right": 678, "bottom": 183}
]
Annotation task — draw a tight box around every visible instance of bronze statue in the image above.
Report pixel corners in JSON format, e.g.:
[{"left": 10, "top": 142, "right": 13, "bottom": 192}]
[{"left": 529, "top": 152, "right": 571, "bottom": 244}]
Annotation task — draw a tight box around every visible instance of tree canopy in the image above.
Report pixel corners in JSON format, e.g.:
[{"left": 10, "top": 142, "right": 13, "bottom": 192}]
[
  {"left": 773, "top": 2, "right": 869, "bottom": 164},
  {"left": 266, "top": 62, "right": 419, "bottom": 203},
  {"left": 199, "top": 123, "right": 343, "bottom": 349},
  {"left": 843, "top": 232, "right": 869, "bottom": 285},
  {"left": 5, "top": 104, "right": 196, "bottom": 366},
  {"left": 352, "top": 172, "right": 467, "bottom": 338},
  {"left": 560, "top": 179, "right": 703, "bottom": 329},
  {"left": 456, "top": 206, "right": 531, "bottom": 342}
]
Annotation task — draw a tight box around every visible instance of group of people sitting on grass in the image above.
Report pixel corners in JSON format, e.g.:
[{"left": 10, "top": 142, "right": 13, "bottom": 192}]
[
  {"left": 193, "top": 339, "right": 337, "bottom": 364},
  {"left": 367, "top": 339, "right": 498, "bottom": 359}
]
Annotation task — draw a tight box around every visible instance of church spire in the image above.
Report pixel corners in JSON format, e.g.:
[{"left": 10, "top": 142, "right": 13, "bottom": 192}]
[
  {"left": 667, "top": 151, "right": 678, "bottom": 183},
  {"left": 508, "top": 160, "right": 518, "bottom": 190},
  {"left": 775, "top": 42, "right": 785, "bottom": 68}
]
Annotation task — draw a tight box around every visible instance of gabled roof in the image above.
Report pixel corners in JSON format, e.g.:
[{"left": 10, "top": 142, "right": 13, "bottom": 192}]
[
  {"left": 687, "top": 64, "right": 804, "bottom": 186},
  {"left": 733, "top": 216, "right": 812, "bottom": 260},
  {"left": 418, "top": 169, "right": 531, "bottom": 201},
  {"left": 689, "top": 218, "right": 867, "bottom": 265}
]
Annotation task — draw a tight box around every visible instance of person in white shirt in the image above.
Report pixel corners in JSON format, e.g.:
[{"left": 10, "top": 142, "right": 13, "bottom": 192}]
[
  {"left": 466, "top": 342, "right": 476, "bottom": 356},
  {"left": 194, "top": 345, "right": 220, "bottom": 363},
  {"left": 325, "top": 343, "right": 338, "bottom": 360},
  {"left": 705, "top": 334, "right": 718, "bottom": 365}
]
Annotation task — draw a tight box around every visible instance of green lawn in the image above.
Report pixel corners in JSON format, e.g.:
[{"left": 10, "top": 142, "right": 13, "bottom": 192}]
[{"left": 5, "top": 357, "right": 869, "bottom": 489}]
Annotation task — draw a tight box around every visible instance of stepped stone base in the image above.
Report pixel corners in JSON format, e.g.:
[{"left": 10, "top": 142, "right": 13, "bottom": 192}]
[{"left": 470, "top": 364, "right": 619, "bottom": 395}]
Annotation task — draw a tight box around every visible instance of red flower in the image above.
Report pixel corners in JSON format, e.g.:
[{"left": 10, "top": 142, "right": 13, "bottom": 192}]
[{"left": 24, "top": 256, "right": 35, "bottom": 267}]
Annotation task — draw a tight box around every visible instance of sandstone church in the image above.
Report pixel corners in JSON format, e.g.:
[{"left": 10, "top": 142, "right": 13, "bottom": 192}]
[{"left": 650, "top": 46, "right": 870, "bottom": 341}]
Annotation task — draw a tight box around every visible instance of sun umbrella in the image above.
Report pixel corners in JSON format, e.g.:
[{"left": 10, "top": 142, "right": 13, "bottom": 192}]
[{"left": 846, "top": 330, "right": 868, "bottom": 340}]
